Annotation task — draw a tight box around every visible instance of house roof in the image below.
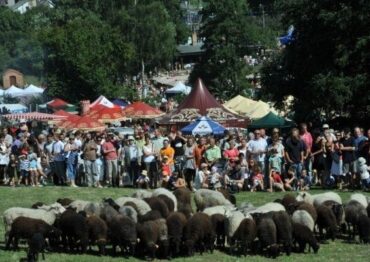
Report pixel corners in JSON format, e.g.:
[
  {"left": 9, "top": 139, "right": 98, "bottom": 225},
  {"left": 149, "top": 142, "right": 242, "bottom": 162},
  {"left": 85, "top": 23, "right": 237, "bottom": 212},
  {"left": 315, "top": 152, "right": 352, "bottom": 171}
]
[{"left": 176, "top": 42, "right": 205, "bottom": 55}]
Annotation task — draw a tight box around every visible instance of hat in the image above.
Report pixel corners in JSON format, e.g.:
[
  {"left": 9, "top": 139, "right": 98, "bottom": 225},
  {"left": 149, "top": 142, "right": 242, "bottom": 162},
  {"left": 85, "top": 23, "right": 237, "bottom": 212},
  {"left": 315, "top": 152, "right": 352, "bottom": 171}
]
[
  {"left": 358, "top": 157, "right": 367, "bottom": 165},
  {"left": 128, "top": 135, "right": 135, "bottom": 140},
  {"left": 163, "top": 137, "right": 169, "bottom": 142},
  {"left": 141, "top": 170, "right": 148, "bottom": 176},
  {"left": 322, "top": 124, "right": 329, "bottom": 129},
  {"left": 200, "top": 163, "right": 208, "bottom": 169}
]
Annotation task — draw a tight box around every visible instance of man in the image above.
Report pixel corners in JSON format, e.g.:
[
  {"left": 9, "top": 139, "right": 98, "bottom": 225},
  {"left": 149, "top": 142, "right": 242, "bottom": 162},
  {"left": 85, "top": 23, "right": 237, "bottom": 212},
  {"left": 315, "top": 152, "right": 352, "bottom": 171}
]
[
  {"left": 248, "top": 129, "right": 268, "bottom": 174},
  {"left": 285, "top": 128, "right": 306, "bottom": 182},
  {"left": 3, "top": 128, "right": 13, "bottom": 147},
  {"left": 194, "top": 137, "right": 206, "bottom": 169},
  {"left": 171, "top": 130, "right": 187, "bottom": 174},
  {"left": 340, "top": 128, "right": 356, "bottom": 188},
  {"left": 359, "top": 128, "right": 370, "bottom": 163},
  {"left": 322, "top": 124, "right": 336, "bottom": 141},
  {"left": 160, "top": 138, "right": 175, "bottom": 169},
  {"left": 102, "top": 133, "right": 119, "bottom": 187},
  {"left": 123, "top": 136, "right": 142, "bottom": 186},
  {"left": 83, "top": 133, "right": 100, "bottom": 187},
  {"left": 52, "top": 134, "right": 66, "bottom": 185},
  {"left": 204, "top": 138, "right": 221, "bottom": 167},
  {"left": 354, "top": 127, "right": 367, "bottom": 159},
  {"left": 300, "top": 123, "right": 313, "bottom": 176}
]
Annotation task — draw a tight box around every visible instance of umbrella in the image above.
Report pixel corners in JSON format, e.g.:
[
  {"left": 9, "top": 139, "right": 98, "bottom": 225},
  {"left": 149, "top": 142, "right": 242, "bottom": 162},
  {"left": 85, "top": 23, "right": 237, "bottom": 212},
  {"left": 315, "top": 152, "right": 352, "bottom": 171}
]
[
  {"left": 2, "top": 112, "right": 67, "bottom": 122},
  {"left": 60, "top": 115, "right": 106, "bottom": 131},
  {"left": 181, "top": 116, "right": 226, "bottom": 136},
  {"left": 122, "top": 101, "right": 164, "bottom": 119},
  {"left": 51, "top": 110, "right": 79, "bottom": 124},
  {"left": 87, "top": 105, "right": 126, "bottom": 123},
  {"left": 248, "top": 112, "right": 294, "bottom": 129}
]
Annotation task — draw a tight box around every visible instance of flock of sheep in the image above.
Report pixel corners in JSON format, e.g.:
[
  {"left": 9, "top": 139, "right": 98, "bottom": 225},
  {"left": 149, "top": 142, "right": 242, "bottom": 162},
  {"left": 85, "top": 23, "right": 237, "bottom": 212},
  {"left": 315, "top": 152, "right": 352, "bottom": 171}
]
[{"left": 2, "top": 188, "right": 370, "bottom": 261}]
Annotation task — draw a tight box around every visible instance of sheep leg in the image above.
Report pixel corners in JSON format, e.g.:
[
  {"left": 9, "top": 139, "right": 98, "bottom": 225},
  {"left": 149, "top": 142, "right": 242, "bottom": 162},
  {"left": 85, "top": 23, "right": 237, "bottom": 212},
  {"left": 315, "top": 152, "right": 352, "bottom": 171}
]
[
  {"left": 5, "top": 232, "right": 13, "bottom": 250},
  {"left": 13, "top": 236, "right": 19, "bottom": 250}
]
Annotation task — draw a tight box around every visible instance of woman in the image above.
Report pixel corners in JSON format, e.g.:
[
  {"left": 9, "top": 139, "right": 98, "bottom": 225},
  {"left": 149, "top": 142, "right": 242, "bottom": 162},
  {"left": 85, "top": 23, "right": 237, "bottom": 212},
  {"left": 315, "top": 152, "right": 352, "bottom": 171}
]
[
  {"left": 311, "top": 129, "right": 326, "bottom": 186},
  {"left": 0, "top": 136, "right": 10, "bottom": 184},
  {"left": 183, "top": 137, "right": 196, "bottom": 191},
  {"left": 223, "top": 140, "right": 239, "bottom": 168},
  {"left": 64, "top": 136, "right": 78, "bottom": 187},
  {"left": 142, "top": 134, "right": 157, "bottom": 189},
  {"left": 238, "top": 138, "right": 248, "bottom": 160}
]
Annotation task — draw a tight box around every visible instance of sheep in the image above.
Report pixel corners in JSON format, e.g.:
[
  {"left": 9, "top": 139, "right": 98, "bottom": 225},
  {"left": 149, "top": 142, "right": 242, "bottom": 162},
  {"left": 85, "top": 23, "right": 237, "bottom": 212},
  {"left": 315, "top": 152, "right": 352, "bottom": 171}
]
[
  {"left": 153, "top": 188, "right": 178, "bottom": 211},
  {"left": 58, "top": 209, "right": 89, "bottom": 253},
  {"left": 27, "top": 233, "right": 46, "bottom": 262},
  {"left": 316, "top": 205, "right": 337, "bottom": 241},
  {"left": 194, "top": 189, "right": 233, "bottom": 211},
  {"left": 367, "top": 204, "right": 370, "bottom": 218},
  {"left": 211, "top": 214, "right": 226, "bottom": 249},
  {"left": 184, "top": 213, "right": 216, "bottom": 256},
  {"left": 203, "top": 205, "right": 236, "bottom": 217},
  {"left": 292, "top": 210, "right": 315, "bottom": 231},
  {"left": 257, "top": 217, "right": 279, "bottom": 258},
  {"left": 345, "top": 200, "right": 367, "bottom": 240},
  {"left": 296, "top": 192, "right": 342, "bottom": 207},
  {"left": 173, "top": 187, "right": 193, "bottom": 218},
  {"left": 68, "top": 200, "right": 92, "bottom": 213},
  {"left": 322, "top": 200, "right": 345, "bottom": 227},
  {"left": 6, "top": 217, "right": 60, "bottom": 250},
  {"left": 3, "top": 204, "right": 66, "bottom": 237},
  {"left": 86, "top": 215, "right": 108, "bottom": 255},
  {"left": 281, "top": 193, "right": 298, "bottom": 210},
  {"left": 139, "top": 210, "right": 163, "bottom": 223},
  {"left": 102, "top": 198, "right": 120, "bottom": 211},
  {"left": 107, "top": 215, "right": 137, "bottom": 256},
  {"left": 99, "top": 202, "right": 119, "bottom": 222},
  {"left": 350, "top": 193, "right": 368, "bottom": 209},
  {"left": 231, "top": 218, "right": 257, "bottom": 256},
  {"left": 137, "top": 219, "right": 169, "bottom": 260},
  {"left": 84, "top": 202, "right": 102, "bottom": 217},
  {"left": 272, "top": 211, "right": 293, "bottom": 256},
  {"left": 158, "top": 195, "right": 175, "bottom": 212},
  {"left": 144, "top": 197, "right": 170, "bottom": 218},
  {"left": 292, "top": 223, "right": 320, "bottom": 253},
  {"left": 31, "top": 202, "right": 44, "bottom": 209},
  {"left": 56, "top": 198, "right": 74, "bottom": 207},
  {"left": 238, "top": 202, "right": 256, "bottom": 216},
  {"left": 288, "top": 202, "right": 317, "bottom": 222},
  {"left": 218, "top": 188, "right": 237, "bottom": 205},
  {"left": 167, "top": 212, "right": 187, "bottom": 257},
  {"left": 118, "top": 206, "right": 138, "bottom": 223},
  {"left": 115, "top": 197, "right": 151, "bottom": 216},
  {"left": 248, "top": 202, "right": 285, "bottom": 215},
  {"left": 131, "top": 189, "right": 153, "bottom": 199},
  {"left": 357, "top": 214, "right": 370, "bottom": 244},
  {"left": 225, "top": 210, "right": 245, "bottom": 246}
]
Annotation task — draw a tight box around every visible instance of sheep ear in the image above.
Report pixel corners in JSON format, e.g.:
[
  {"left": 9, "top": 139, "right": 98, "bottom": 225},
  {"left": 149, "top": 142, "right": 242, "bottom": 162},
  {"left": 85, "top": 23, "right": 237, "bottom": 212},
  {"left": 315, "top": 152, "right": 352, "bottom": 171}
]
[{"left": 302, "top": 193, "right": 306, "bottom": 197}]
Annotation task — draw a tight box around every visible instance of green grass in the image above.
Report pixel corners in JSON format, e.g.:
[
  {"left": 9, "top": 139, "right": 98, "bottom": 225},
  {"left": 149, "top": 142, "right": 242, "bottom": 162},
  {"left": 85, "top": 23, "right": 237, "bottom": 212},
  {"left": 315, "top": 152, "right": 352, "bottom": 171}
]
[{"left": 0, "top": 187, "right": 369, "bottom": 261}]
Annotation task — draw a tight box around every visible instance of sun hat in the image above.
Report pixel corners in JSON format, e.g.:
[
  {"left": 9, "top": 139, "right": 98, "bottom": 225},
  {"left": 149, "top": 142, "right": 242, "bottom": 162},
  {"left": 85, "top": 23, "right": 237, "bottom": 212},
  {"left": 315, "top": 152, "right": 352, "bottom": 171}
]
[
  {"left": 141, "top": 170, "right": 148, "bottom": 176},
  {"left": 322, "top": 124, "right": 329, "bottom": 129},
  {"left": 358, "top": 157, "right": 366, "bottom": 165},
  {"left": 128, "top": 135, "right": 135, "bottom": 140}
]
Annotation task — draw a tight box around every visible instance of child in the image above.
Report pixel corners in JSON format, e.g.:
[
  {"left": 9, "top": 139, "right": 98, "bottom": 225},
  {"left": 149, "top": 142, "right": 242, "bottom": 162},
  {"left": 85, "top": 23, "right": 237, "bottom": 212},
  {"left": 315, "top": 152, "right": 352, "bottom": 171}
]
[
  {"left": 209, "top": 166, "right": 222, "bottom": 189},
  {"left": 251, "top": 166, "right": 264, "bottom": 192},
  {"left": 7, "top": 154, "right": 18, "bottom": 187},
  {"left": 28, "top": 149, "right": 38, "bottom": 187},
  {"left": 300, "top": 169, "right": 311, "bottom": 191},
  {"left": 284, "top": 166, "right": 297, "bottom": 191},
  {"left": 136, "top": 170, "right": 150, "bottom": 189},
  {"left": 194, "top": 163, "right": 209, "bottom": 190},
  {"left": 268, "top": 168, "right": 285, "bottom": 192},
  {"left": 161, "top": 156, "right": 172, "bottom": 187},
  {"left": 19, "top": 154, "right": 30, "bottom": 186},
  {"left": 330, "top": 141, "right": 343, "bottom": 189},
  {"left": 269, "top": 148, "right": 282, "bottom": 174},
  {"left": 357, "top": 157, "right": 370, "bottom": 191}
]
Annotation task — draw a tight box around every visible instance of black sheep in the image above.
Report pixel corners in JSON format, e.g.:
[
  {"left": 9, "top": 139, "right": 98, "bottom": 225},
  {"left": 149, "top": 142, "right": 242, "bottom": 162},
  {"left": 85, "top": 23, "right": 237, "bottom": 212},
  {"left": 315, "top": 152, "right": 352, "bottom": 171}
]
[
  {"left": 100, "top": 202, "right": 119, "bottom": 222},
  {"left": 184, "top": 213, "right": 215, "bottom": 256},
  {"left": 103, "top": 198, "right": 120, "bottom": 211},
  {"left": 357, "top": 214, "right": 370, "bottom": 244},
  {"left": 232, "top": 218, "right": 257, "bottom": 256},
  {"left": 58, "top": 209, "right": 89, "bottom": 253},
  {"left": 272, "top": 211, "right": 293, "bottom": 256},
  {"left": 158, "top": 195, "right": 175, "bottom": 212},
  {"left": 139, "top": 210, "right": 163, "bottom": 223},
  {"left": 107, "top": 215, "right": 137, "bottom": 256},
  {"left": 27, "top": 233, "right": 46, "bottom": 262},
  {"left": 56, "top": 198, "right": 74, "bottom": 207},
  {"left": 367, "top": 204, "right": 370, "bottom": 218},
  {"left": 6, "top": 217, "right": 60, "bottom": 250},
  {"left": 144, "top": 197, "right": 169, "bottom": 218},
  {"left": 86, "top": 215, "right": 108, "bottom": 255},
  {"left": 292, "top": 223, "right": 320, "bottom": 253},
  {"left": 173, "top": 188, "right": 193, "bottom": 218},
  {"left": 167, "top": 212, "right": 187, "bottom": 257},
  {"left": 281, "top": 194, "right": 298, "bottom": 210},
  {"left": 345, "top": 200, "right": 367, "bottom": 240},
  {"left": 31, "top": 202, "right": 44, "bottom": 209},
  {"left": 322, "top": 200, "right": 344, "bottom": 227},
  {"left": 211, "top": 214, "right": 226, "bottom": 249},
  {"left": 257, "top": 217, "right": 279, "bottom": 258},
  {"left": 316, "top": 205, "right": 337, "bottom": 241},
  {"left": 218, "top": 188, "right": 237, "bottom": 205}
]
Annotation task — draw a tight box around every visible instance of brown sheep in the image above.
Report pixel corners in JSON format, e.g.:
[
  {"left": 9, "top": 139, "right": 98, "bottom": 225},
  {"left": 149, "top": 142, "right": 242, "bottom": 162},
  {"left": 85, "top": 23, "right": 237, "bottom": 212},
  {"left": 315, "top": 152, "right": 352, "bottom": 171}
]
[
  {"left": 173, "top": 187, "right": 193, "bottom": 217},
  {"left": 316, "top": 205, "right": 337, "bottom": 241},
  {"left": 86, "top": 215, "right": 108, "bottom": 255},
  {"left": 231, "top": 218, "right": 257, "bottom": 256},
  {"left": 167, "top": 212, "right": 187, "bottom": 257},
  {"left": 211, "top": 214, "right": 226, "bottom": 249},
  {"left": 56, "top": 198, "right": 74, "bottom": 207},
  {"left": 144, "top": 197, "right": 169, "bottom": 218}
]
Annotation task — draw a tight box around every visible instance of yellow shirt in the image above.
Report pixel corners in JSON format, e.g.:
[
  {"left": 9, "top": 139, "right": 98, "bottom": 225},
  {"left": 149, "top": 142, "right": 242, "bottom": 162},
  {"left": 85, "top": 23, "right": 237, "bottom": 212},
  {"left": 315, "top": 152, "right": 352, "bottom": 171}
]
[{"left": 160, "top": 146, "right": 175, "bottom": 165}]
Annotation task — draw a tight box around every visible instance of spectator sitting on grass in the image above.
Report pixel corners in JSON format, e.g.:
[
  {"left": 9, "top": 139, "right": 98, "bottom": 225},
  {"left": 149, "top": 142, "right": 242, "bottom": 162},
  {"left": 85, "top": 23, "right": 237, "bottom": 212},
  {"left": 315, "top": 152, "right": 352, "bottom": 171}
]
[
  {"left": 136, "top": 170, "right": 150, "bottom": 189},
  {"left": 299, "top": 169, "right": 312, "bottom": 191},
  {"left": 251, "top": 166, "right": 264, "bottom": 192},
  {"left": 284, "top": 166, "right": 297, "bottom": 191},
  {"left": 268, "top": 168, "right": 285, "bottom": 192}
]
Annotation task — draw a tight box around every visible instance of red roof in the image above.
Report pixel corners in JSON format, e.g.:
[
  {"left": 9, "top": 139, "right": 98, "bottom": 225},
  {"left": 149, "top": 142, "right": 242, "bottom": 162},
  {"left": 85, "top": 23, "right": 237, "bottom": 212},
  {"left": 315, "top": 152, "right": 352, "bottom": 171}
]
[
  {"left": 122, "top": 101, "right": 164, "bottom": 119},
  {"left": 47, "top": 98, "right": 68, "bottom": 108},
  {"left": 159, "top": 78, "right": 248, "bottom": 127},
  {"left": 60, "top": 115, "right": 105, "bottom": 131},
  {"left": 87, "top": 106, "right": 126, "bottom": 123}
]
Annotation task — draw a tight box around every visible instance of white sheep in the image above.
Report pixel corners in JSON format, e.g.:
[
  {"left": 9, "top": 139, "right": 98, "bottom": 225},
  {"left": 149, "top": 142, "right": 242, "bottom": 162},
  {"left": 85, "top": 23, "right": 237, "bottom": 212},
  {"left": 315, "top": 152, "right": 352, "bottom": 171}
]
[
  {"left": 203, "top": 205, "right": 236, "bottom": 217},
  {"left": 292, "top": 210, "right": 315, "bottom": 231},
  {"left": 296, "top": 192, "right": 342, "bottom": 207},
  {"left": 115, "top": 197, "right": 151, "bottom": 215},
  {"left": 224, "top": 210, "right": 248, "bottom": 244},
  {"left": 131, "top": 189, "right": 153, "bottom": 199},
  {"left": 68, "top": 200, "right": 92, "bottom": 212},
  {"left": 248, "top": 202, "right": 285, "bottom": 215},
  {"left": 350, "top": 193, "right": 368, "bottom": 209},
  {"left": 194, "top": 189, "right": 233, "bottom": 211},
  {"left": 152, "top": 188, "right": 178, "bottom": 211}
]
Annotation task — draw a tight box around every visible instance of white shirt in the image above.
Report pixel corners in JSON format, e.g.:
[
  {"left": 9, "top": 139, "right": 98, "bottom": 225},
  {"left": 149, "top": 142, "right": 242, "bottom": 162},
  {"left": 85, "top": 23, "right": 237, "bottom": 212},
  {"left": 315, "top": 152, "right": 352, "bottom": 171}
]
[{"left": 248, "top": 138, "right": 268, "bottom": 162}]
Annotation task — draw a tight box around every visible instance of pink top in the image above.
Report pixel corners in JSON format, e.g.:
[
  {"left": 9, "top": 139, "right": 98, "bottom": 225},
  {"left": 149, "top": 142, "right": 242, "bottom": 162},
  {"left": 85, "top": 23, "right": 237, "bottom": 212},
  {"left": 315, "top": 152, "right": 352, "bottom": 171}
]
[
  {"left": 300, "top": 131, "right": 313, "bottom": 151},
  {"left": 223, "top": 148, "right": 239, "bottom": 162},
  {"left": 102, "top": 141, "right": 118, "bottom": 160}
]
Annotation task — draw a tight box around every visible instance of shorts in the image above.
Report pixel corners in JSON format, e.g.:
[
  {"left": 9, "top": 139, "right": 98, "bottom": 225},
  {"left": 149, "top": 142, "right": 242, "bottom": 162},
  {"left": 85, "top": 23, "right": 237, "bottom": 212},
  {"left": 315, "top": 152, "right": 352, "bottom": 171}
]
[
  {"left": 20, "top": 169, "right": 29, "bottom": 177},
  {"left": 362, "top": 177, "right": 370, "bottom": 188},
  {"left": 343, "top": 161, "right": 355, "bottom": 174}
]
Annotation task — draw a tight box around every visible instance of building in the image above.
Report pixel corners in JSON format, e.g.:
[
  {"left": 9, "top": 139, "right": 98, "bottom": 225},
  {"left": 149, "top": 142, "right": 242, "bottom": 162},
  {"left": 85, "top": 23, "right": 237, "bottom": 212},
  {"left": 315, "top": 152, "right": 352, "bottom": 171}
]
[
  {"left": 2, "top": 69, "right": 24, "bottom": 89},
  {"left": 0, "top": 0, "right": 53, "bottom": 14}
]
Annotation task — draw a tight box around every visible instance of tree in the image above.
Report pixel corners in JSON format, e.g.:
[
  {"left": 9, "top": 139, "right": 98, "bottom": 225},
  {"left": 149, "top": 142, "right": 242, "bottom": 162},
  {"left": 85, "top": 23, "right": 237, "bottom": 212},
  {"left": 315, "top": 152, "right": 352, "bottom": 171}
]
[{"left": 260, "top": 0, "right": 370, "bottom": 125}]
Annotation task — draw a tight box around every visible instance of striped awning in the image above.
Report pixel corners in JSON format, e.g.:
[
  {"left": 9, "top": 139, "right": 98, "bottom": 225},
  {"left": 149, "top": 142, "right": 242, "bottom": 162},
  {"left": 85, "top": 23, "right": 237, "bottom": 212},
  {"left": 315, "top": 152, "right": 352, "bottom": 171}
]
[{"left": 2, "top": 112, "right": 68, "bottom": 121}]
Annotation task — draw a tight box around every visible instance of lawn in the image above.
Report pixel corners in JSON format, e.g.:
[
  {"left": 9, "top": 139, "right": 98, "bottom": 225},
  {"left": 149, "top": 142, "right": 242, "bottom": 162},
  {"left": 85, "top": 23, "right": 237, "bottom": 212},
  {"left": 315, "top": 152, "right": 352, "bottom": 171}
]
[{"left": 0, "top": 187, "right": 369, "bottom": 262}]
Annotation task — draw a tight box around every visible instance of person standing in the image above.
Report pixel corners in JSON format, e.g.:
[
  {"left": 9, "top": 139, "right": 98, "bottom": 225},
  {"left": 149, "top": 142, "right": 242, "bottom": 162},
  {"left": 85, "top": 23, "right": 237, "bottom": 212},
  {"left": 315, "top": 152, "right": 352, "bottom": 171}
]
[
  {"left": 64, "top": 136, "right": 78, "bottom": 187},
  {"left": 285, "top": 128, "right": 306, "bottom": 184},
  {"left": 102, "top": 133, "right": 119, "bottom": 187},
  {"left": 142, "top": 134, "right": 157, "bottom": 189},
  {"left": 248, "top": 129, "right": 268, "bottom": 175},
  {"left": 171, "top": 131, "right": 186, "bottom": 174},
  {"left": 0, "top": 136, "right": 10, "bottom": 184},
  {"left": 204, "top": 138, "right": 221, "bottom": 167},
  {"left": 52, "top": 134, "right": 66, "bottom": 185},
  {"left": 183, "top": 137, "right": 196, "bottom": 191},
  {"left": 340, "top": 128, "right": 356, "bottom": 188},
  {"left": 194, "top": 137, "right": 206, "bottom": 169},
  {"left": 223, "top": 140, "right": 239, "bottom": 168},
  {"left": 83, "top": 133, "right": 100, "bottom": 188},
  {"left": 123, "top": 136, "right": 142, "bottom": 187},
  {"left": 159, "top": 138, "right": 175, "bottom": 171},
  {"left": 300, "top": 123, "right": 313, "bottom": 177}
]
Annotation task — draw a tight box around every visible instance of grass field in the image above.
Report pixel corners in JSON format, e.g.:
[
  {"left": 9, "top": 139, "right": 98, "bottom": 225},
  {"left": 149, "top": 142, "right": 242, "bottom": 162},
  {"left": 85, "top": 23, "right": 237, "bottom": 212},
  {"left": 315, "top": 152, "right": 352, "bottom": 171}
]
[{"left": 0, "top": 187, "right": 369, "bottom": 262}]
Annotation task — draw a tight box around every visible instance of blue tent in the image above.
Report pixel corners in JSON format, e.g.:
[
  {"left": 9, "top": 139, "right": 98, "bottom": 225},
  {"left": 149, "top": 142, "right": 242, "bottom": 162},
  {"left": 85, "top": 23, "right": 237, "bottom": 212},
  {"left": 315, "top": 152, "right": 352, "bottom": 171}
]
[
  {"left": 181, "top": 116, "right": 226, "bottom": 136},
  {"left": 112, "top": 98, "right": 129, "bottom": 108},
  {"left": 279, "top": 25, "right": 295, "bottom": 45}
]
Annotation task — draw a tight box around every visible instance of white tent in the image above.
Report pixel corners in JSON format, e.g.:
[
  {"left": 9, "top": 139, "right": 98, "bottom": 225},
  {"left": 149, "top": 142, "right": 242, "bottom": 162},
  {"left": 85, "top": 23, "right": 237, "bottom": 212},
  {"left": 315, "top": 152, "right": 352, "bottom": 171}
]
[
  {"left": 0, "top": 103, "right": 27, "bottom": 113},
  {"left": 90, "top": 95, "right": 115, "bottom": 108},
  {"left": 1, "top": 85, "right": 25, "bottom": 97},
  {"left": 165, "top": 81, "right": 191, "bottom": 95},
  {"left": 22, "top": 84, "right": 44, "bottom": 96}
]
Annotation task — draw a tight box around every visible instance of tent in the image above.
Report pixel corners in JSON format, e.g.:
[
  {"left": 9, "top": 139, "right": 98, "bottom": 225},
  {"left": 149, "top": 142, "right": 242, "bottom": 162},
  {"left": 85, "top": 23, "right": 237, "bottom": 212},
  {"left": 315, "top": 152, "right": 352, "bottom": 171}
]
[
  {"left": 45, "top": 98, "right": 77, "bottom": 112},
  {"left": 2, "top": 112, "right": 67, "bottom": 122},
  {"left": 87, "top": 105, "right": 126, "bottom": 123},
  {"left": 112, "top": 98, "right": 129, "bottom": 108},
  {"left": 181, "top": 116, "right": 225, "bottom": 136},
  {"left": 22, "top": 84, "right": 44, "bottom": 96},
  {"left": 122, "top": 101, "right": 164, "bottom": 119},
  {"left": 159, "top": 78, "right": 248, "bottom": 127},
  {"left": 90, "top": 95, "right": 117, "bottom": 109},
  {"left": 1, "top": 85, "right": 25, "bottom": 97},
  {"left": 165, "top": 81, "right": 191, "bottom": 95},
  {"left": 60, "top": 115, "right": 105, "bottom": 131},
  {"left": 0, "top": 104, "right": 28, "bottom": 113},
  {"left": 248, "top": 112, "right": 294, "bottom": 129}
]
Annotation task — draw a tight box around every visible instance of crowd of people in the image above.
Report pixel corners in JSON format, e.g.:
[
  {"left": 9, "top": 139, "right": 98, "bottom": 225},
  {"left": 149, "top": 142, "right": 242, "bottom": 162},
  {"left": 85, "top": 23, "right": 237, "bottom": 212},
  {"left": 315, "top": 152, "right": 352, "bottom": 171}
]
[{"left": 0, "top": 122, "right": 369, "bottom": 193}]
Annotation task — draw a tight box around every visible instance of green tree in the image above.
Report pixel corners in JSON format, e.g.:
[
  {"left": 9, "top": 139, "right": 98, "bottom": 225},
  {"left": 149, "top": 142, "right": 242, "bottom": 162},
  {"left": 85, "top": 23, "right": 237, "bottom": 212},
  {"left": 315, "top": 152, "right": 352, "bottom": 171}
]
[{"left": 260, "top": 0, "right": 370, "bottom": 124}]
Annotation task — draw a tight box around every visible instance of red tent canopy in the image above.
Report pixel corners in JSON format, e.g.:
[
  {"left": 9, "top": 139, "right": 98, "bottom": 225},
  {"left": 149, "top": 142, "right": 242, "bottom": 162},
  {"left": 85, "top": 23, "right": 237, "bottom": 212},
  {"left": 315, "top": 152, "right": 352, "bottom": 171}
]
[
  {"left": 87, "top": 105, "right": 126, "bottom": 123},
  {"left": 47, "top": 98, "right": 68, "bottom": 108},
  {"left": 2, "top": 112, "right": 67, "bottom": 122},
  {"left": 60, "top": 115, "right": 105, "bottom": 131},
  {"left": 158, "top": 78, "right": 248, "bottom": 127},
  {"left": 122, "top": 101, "right": 164, "bottom": 119},
  {"left": 53, "top": 110, "right": 78, "bottom": 118}
]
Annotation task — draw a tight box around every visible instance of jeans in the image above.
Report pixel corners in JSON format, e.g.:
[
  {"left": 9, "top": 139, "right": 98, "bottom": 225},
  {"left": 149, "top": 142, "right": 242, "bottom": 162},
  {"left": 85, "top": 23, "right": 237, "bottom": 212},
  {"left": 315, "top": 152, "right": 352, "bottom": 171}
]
[
  {"left": 106, "top": 159, "right": 118, "bottom": 186},
  {"left": 145, "top": 161, "right": 158, "bottom": 189},
  {"left": 66, "top": 163, "right": 76, "bottom": 180},
  {"left": 290, "top": 162, "right": 303, "bottom": 179},
  {"left": 84, "top": 160, "right": 98, "bottom": 186},
  {"left": 54, "top": 161, "right": 66, "bottom": 185},
  {"left": 304, "top": 157, "right": 313, "bottom": 176},
  {"left": 127, "top": 161, "right": 140, "bottom": 186}
]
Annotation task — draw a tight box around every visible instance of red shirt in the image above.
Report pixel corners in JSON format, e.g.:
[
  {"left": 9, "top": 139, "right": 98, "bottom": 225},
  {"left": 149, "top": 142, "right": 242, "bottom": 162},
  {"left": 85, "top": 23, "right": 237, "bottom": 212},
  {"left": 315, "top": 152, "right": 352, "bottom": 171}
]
[
  {"left": 272, "top": 173, "right": 282, "bottom": 183},
  {"left": 223, "top": 148, "right": 239, "bottom": 163},
  {"left": 300, "top": 131, "right": 313, "bottom": 151},
  {"left": 102, "top": 141, "right": 118, "bottom": 160}
]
